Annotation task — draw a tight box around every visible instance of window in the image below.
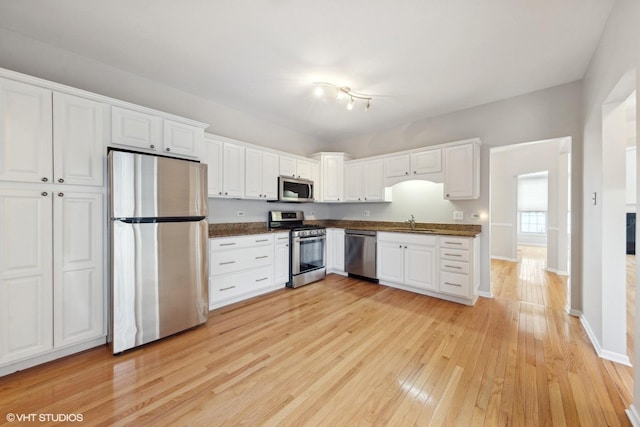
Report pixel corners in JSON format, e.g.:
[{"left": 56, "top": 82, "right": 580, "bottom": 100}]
[{"left": 520, "top": 211, "right": 547, "bottom": 233}]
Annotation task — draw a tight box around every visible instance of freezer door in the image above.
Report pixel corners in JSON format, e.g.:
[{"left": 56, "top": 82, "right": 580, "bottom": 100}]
[
  {"left": 109, "top": 150, "right": 207, "bottom": 218},
  {"left": 111, "top": 219, "right": 208, "bottom": 353}
]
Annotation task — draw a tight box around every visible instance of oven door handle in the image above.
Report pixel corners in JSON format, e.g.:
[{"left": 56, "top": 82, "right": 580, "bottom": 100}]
[{"left": 294, "top": 235, "right": 326, "bottom": 243}]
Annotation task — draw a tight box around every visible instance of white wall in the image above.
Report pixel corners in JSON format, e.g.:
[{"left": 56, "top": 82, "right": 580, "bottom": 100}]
[
  {"left": 328, "top": 83, "right": 583, "bottom": 300},
  {"left": 580, "top": 0, "right": 640, "bottom": 418},
  {"left": 0, "top": 28, "right": 325, "bottom": 156}
]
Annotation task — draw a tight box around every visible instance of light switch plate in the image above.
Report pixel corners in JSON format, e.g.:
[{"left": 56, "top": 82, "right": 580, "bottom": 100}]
[{"left": 453, "top": 211, "right": 464, "bottom": 220}]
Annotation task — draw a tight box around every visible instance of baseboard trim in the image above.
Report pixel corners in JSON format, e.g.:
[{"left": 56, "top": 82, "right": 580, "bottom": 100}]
[
  {"left": 477, "top": 290, "right": 494, "bottom": 299},
  {"left": 490, "top": 255, "right": 517, "bottom": 262},
  {"left": 545, "top": 267, "right": 569, "bottom": 276},
  {"left": 0, "top": 337, "right": 107, "bottom": 377},
  {"left": 627, "top": 405, "right": 640, "bottom": 427},
  {"left": 580, "top": 314, "right": 632, "bottom": 366},
  {"left": 566, "top": 306, "right": 581, "bottom": 317}
]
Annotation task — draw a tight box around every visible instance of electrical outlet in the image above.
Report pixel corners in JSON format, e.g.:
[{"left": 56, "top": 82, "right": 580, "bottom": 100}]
[
  {"left": 364, "top": 210, "right": 370, "bottom": 217},
  {"left": 453, "top": 211, "right": 464, "bottom": 220},
  {"left": 237, "top": 211, "right": 245, "bottom": 217},
  {"left": 470, "top": 213, "right": 480, "bottom": 219}
]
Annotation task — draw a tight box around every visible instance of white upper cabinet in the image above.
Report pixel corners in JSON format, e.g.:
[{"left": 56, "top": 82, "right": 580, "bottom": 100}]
[
  {"left": 163, "top": 119, "right": 203, "bottom": 158},
  {"left": 279, "top": 155, "right": 297, "bottom": 178},
  {"left": 346, "top": 159, "right": 386, "bottom": 202},
  {"left": 311, "top": 152, "right": 350, "bottom": 202},
  {"left": 443, "top": 141, "right": 480, "bottom": 200},
  {"left": 0, "top": 79, "right": 105, "bottom": 187},
  {"left": 0, "top": 78, "right": 53, "bottom": 184},
  {"left": 222, "top": 142, "right": 245, "bottom": 198},
  {"left": 296, "top": 159, "right": 314, "bottom": 181},
  {"left": 111, "top": 106, "right": 162, "bottom": 152},
  {"left": 245, "top": 147, "right": 278, "bottom": 200},
  {"left": 279, "top": 156, "right": 315, "bottom": 181},
  {"left": 112, "top": 106, "right": 205, "bottom": 159},
  {"left": 344, "top": 163, "right": 362, "bottom": 201},
  {"left": 53, "top": 93, "right": 105, "bottom": 187},
  {"left": 384, "top": 155, "right": 411, "bottom": 179},
  {"left": 204, "top": 135, "right": 245, "bottom": 198},
  {"left": 205, "top": 138, "right": 223, "bottom": 197},
  {"left": 384, "top": 148, "right": 441, "bottom": 181},
  {"left": 411, "top": 149, "right": 442, "bottom": 175}
]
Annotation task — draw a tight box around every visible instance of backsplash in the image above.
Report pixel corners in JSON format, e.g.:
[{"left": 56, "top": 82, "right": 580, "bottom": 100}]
[{"left": 208, "top": 180, "right": 486, "bottom": 225}]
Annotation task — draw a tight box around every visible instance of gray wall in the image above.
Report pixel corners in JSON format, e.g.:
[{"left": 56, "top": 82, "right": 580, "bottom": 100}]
[
  {"left": 327, "top": 82, "right": 583, "bottom": 300},
  {"left": 0, "top": 28, "right": 325, "bottom": 157},
  {"left": 490, "top": 139, "right": 570, "bottom": 275},
  {"left": 580, "top": 0, "right": 640, "bottom": 408}
]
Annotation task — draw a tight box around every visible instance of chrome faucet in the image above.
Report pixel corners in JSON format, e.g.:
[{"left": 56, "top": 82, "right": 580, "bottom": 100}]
[{"left": 406, "top": 214, "right": 416, "bottom": 230}]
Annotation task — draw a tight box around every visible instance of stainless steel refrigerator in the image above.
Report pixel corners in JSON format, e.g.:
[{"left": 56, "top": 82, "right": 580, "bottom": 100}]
[{"left": 108, "top": 149, "right": 208, "bottom": 353}]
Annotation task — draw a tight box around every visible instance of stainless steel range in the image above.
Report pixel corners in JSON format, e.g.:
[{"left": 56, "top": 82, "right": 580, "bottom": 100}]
[{"left": 268, "top": 211, "right": 326, "bottom": 288}]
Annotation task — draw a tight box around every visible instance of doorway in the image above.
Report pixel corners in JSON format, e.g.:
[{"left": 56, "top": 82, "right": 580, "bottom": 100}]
[{"left": 489, "top": 138, "right": 572, "bottom": 299}]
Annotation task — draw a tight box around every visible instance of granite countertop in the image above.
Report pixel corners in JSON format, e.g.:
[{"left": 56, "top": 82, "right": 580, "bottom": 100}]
[{"left": 209, "top": 220, "right": 481, "bottom": 238}]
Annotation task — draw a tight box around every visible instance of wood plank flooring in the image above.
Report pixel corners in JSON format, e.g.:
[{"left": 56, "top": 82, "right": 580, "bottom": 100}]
[{"left": 0, "top": 247, "right": 633, "bottom": 426}]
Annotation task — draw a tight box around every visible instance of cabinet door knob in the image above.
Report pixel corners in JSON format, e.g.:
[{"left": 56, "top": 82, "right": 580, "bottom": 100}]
[
  {"left": 166, "top": 147, "right": 171, "bottom": 152},
  {"left": 399, "top": 245, "right": 402, "bottom": 248},
  {"left": 41, "top": 192, "right": 48, "bottom": 196},
  {"left": 218, "top": 191, "right": 222, "bottom": 195},
  {"left": 41, "top": 177, "right": 48, "bottom": 182},
  {"left": 58, "top": 192, "right": 64, "bottom": 197},
  {"left": 150, "top": 144, "right": 155, "bottom": 149},
  {"left": 225, "top": 192, "right": 228, "bottom": 195},
  {"left": 405, "top": 171, "right": 408, "bottom": 175},
  {"left": 58, "top": 178, "right": 64, "bottom": 183},
  {"left": 413, "top": 171, "right": 417, "bottom": 174}
]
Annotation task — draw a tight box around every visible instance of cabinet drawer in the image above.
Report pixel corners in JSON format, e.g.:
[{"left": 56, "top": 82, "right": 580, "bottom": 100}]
[
  {"left": 440, "top": 248, "right": 469, "bottom": 262},
  {"left": 210, "top": 234, "right": 273, "bottom": 251},
  {"left": 440, "top": 237, "right": 470, "bottom": 250},
  {"left": 440, "top": 259, "right": 469, "bottom": 274},
  {"left": 210, "top": 246, "right": 272, "bottom": 275},
  {"left": 209, "top": 267, "right": 273, "bottom": 303},
  {"left": 274, "top": 233, "right": 290, "bottom": 244},
  {"left": 440, "top": 271, "right": 470, "bottom": 297}
]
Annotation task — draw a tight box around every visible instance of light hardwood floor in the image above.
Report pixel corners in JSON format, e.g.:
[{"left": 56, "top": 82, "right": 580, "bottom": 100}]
[{"left": 0, "top": 247, "right": 633, "bottom": 426}]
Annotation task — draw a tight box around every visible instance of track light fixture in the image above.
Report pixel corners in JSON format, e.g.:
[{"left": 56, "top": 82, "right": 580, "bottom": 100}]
[{"left": 312, "top": 82, "right": 372, "bottom": 111}]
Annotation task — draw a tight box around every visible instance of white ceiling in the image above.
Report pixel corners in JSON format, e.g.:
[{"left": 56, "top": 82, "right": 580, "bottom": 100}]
[{"left": 0, "top": 0, "right": 615, "bottom": 141}]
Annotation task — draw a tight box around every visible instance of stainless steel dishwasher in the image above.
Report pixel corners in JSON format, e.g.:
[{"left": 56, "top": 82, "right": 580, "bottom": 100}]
[{"left": 345, "top": 229, "right": 378, "bottom": 282}]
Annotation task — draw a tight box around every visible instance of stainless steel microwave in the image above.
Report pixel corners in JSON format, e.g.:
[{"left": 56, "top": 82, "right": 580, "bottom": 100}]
[{"left": 278, "top": 176, "right": 314, "bottom": 202}]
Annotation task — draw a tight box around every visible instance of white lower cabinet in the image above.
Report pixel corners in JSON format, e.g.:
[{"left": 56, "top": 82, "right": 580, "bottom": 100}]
[
  {"left": 326, "top": 228, "right": 346, "bottom": 274},
  {"left": 0, "top": 189, "right": 53, "bottom": 365},
  {"left": 438, "top": 236, "right": 479, "bottom": 303},
  {"left": 53, "top": 191, "right": 104, "bottom": 347},
  {"left": 377, "top": 232, "right": 437, "bottom": 292},
  {"left": 274, "top": 232, "right": 290, "bottom": 286},
  {"left": 377, "top": 232, "right": 479, "bottom": 305},
  {"left": 209, "top": 233, "right": 286, "bottom": 310},
  {"left": 0, "top": 188, "right": 104, "bottom": 369}
]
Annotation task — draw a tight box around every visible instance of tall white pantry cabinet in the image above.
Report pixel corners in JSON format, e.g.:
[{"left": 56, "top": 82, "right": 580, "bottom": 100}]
[{"left": 0, "top": 77, "right": 106, "bottom": 370}]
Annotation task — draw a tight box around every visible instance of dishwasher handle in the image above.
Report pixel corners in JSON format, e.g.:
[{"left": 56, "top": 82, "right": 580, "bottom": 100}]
[{"left": 345, "top": 229, "right": 377, "bottom": 236}]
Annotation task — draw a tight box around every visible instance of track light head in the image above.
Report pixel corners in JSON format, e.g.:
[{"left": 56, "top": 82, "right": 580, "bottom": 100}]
[{"left": 312, "top": 82, "right": 372, "bottom": 112}]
